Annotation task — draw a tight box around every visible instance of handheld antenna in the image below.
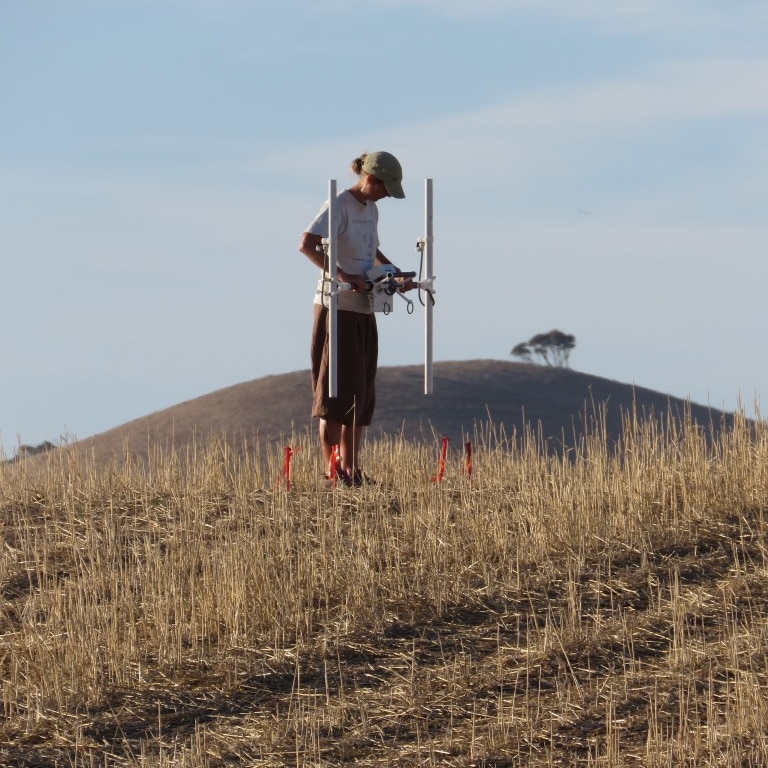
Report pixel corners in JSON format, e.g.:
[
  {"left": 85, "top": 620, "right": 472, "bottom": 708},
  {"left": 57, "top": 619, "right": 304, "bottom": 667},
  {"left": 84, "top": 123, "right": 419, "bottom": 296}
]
[
  {"left": 423, "top": 179, "right": 434, "bottom": 395},
  {"left": 325, "top": 180, "right": 339, "bottom": 397},
  {"left": 324, "top": 178, "right": 435, "bottom": 399}
]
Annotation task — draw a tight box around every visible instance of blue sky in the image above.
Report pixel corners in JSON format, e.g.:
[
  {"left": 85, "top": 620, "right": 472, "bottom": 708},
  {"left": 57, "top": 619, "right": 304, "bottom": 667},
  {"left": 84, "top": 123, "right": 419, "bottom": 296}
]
[{"left": 2, "top": 0, "right": 767, "bottom": 456}]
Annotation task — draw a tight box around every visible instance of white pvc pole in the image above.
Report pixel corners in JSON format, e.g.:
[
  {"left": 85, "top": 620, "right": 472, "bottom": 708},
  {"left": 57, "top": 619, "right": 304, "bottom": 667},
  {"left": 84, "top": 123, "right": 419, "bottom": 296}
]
[
  {"left": 327, "top": 179, "right": 339, "bottom": 398},
  {"left": 424, "top": 178, "right": 434, "bottom": 395}
]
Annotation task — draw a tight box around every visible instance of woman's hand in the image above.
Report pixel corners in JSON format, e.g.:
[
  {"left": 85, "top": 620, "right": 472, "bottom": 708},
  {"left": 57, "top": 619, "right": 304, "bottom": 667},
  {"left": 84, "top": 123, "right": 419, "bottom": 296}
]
[
  {"left": 396, "top": 275, "right": 416, "bottom": 292},
  {"left": 338, "top": 270, "right": 368, "bottom": 292}
]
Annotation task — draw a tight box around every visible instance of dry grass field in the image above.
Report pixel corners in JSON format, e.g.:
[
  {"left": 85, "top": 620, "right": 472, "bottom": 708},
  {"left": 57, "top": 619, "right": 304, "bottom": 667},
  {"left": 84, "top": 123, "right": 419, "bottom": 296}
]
[{"left": 2, "top": 393, "right": 767, "bottom": 765}]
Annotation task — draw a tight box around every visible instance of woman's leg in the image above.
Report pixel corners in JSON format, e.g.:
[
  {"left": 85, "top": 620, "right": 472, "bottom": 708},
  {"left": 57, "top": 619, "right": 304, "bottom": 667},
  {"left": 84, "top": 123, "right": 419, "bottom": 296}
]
[
  {"left": 319, "top": 418, "right": 342, "bottom": 472},
  {"left": 320, "top": 419, "right": 362, "bottom": 476},
  {"left": 340, "top": 423, "right": 364, "bottom": 475}
]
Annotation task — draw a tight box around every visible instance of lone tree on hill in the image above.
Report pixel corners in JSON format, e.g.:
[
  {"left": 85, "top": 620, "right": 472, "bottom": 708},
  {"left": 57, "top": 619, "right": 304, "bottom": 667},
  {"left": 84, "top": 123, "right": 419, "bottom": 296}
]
[{"left": 511, "top": 329, "right": 576, "bottom": 368}]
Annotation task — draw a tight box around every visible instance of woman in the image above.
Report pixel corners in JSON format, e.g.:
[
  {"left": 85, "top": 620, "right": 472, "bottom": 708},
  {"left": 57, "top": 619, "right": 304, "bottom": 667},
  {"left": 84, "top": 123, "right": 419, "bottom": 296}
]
[{"left": 298, "top": 151, "right": 412, "bottom": 486}]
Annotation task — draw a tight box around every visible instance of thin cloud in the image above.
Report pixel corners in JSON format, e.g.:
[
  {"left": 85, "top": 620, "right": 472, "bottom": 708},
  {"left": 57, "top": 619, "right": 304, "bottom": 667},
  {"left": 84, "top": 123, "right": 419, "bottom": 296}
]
[
  {"left": 275, "top": 57, "right": 751, "bottom": 211},
  {"left": 338, "top": 0, "right": 767, "bottom": 45}
]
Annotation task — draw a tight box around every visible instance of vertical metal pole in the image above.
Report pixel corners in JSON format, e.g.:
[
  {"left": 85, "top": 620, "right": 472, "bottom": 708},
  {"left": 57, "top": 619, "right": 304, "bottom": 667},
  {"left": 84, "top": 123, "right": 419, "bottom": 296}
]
[
  {"left": 327, "top": 179, "right": 339, "bottom": 398},
  {"left": 424, "top": 178, "right": 434, "bottom": 395}
]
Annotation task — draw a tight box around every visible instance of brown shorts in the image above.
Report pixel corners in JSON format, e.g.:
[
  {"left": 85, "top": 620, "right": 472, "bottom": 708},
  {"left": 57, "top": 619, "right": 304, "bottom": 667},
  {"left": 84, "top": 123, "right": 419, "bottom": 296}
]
[{"left": 310, "top": 305, "right": 378, "bottom": 426}]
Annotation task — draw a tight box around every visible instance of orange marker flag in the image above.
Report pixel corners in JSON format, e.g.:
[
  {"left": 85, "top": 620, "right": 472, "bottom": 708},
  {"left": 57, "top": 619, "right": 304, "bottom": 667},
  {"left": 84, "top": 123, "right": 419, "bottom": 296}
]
[
  {"left": 432, "top": 436, "right": 449, "bottom": 482},
  {"left": 279, "top": 446, "right": 301, "bottom": 491}
]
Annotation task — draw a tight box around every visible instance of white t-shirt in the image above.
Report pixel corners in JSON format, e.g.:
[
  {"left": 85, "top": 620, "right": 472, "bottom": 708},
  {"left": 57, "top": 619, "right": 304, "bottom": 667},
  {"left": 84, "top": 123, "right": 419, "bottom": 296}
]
[{"left": 305, "top": 190, "right": 379, "bottom": 314}]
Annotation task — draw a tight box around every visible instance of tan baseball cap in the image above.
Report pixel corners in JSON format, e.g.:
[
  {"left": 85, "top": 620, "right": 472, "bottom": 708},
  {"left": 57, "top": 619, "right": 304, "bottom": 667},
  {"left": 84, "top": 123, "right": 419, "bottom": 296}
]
[{"left": 362, "top": 151, "right": 405, "bottom": 199}]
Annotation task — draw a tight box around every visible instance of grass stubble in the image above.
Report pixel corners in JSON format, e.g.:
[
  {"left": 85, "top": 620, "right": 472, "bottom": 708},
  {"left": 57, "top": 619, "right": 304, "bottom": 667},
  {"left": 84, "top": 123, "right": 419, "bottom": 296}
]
[{"left": 1, "top": 406, "right": 767, "bottom": 766}]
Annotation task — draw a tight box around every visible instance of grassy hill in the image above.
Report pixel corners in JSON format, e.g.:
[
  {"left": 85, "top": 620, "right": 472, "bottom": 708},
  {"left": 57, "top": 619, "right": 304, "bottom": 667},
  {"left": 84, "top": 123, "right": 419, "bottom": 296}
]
[{"left": 72, "top": 360, "right": 731, "bottom": 463}]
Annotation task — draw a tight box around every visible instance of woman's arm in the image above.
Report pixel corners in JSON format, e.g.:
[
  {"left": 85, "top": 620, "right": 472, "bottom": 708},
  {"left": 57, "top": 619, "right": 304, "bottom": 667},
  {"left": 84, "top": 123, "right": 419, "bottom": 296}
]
[
  {"left": 298, "top": 232, "right": 325, "bottom": 270},
  {"left": 374, "top": 249, "right": 414, "bottom": 291},
  {"left": 299, "top": 232, "right": 366, "bottom": 290},
  {"left": 374, "top": 249, "right": 394, "bottom": 267}
]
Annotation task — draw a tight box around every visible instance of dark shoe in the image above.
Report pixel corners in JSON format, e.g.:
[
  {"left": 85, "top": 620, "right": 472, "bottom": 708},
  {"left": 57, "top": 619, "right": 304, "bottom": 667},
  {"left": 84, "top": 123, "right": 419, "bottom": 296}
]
[
  {"left": 338, "top": 469, "right": 355, "bottom": 488},
  {"left": 351, "top": 468, "right": 376, "bottom": 487},
  {"left": 324, "top": 465, "right": 355, "bottom": 488}
]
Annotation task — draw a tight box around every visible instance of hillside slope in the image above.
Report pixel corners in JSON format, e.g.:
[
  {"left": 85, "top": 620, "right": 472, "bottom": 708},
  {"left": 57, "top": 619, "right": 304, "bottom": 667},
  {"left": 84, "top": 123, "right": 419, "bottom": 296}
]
[{"left": 72, "top": 360, "right": 732, "bottom": 463}]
